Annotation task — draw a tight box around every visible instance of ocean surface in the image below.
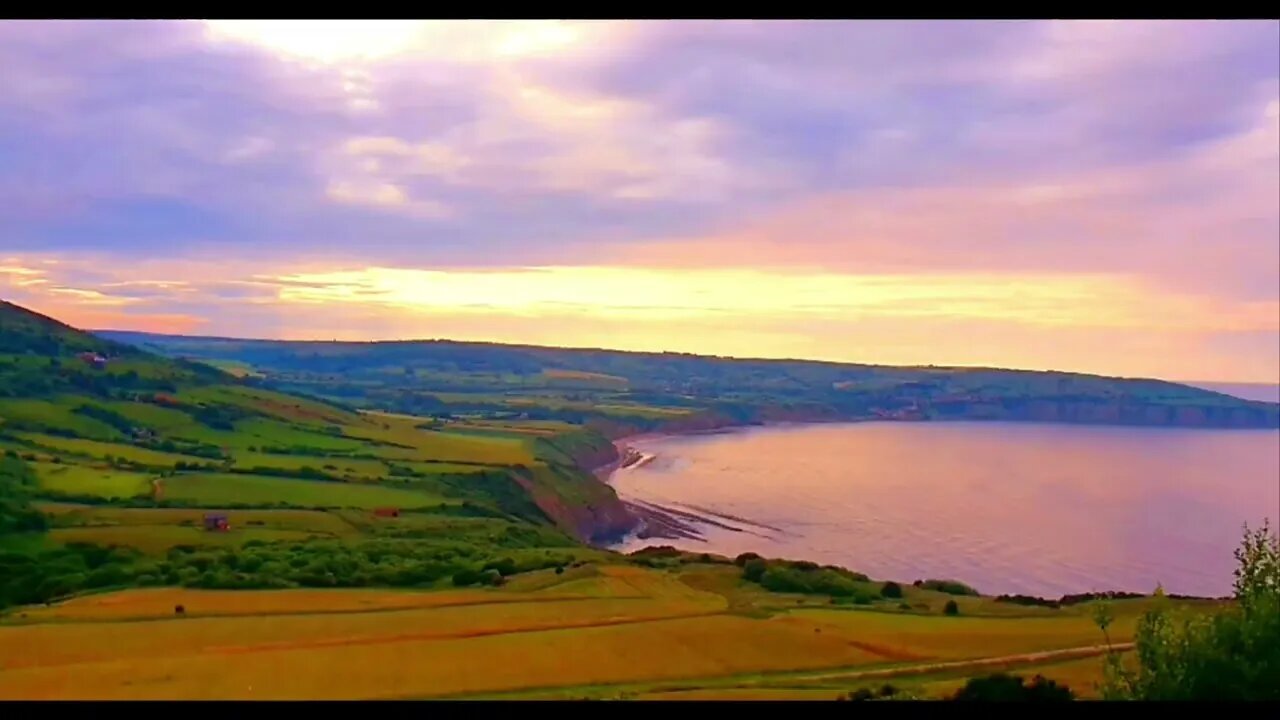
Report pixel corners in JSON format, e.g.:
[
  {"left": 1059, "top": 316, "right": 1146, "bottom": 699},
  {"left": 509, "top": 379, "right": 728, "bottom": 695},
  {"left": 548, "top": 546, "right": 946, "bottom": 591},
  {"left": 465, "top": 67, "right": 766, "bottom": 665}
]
[{"left": 609, "top": 422, "right": 1280, "bottom": 597}]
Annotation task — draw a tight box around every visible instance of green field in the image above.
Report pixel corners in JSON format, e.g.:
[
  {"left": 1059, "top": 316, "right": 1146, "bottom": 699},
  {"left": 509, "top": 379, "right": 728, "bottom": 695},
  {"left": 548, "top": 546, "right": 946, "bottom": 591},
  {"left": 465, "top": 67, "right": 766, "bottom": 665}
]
[
  {"left": 34, "top": 463, "right": 153, "bottom": 499},
  {"left": 0, "top": 398, "right": 123, "bottom": 440},
  {"left": 230, "top": 452, "right": 391, "bottom": 479},
  {"left": 157, "top": 473, "right": 453, "bottom": 509},
  {"left": 18, "top": 433, "right": 209, "bottom": 466},
  {"left": 49, "top": 526, "right": 323, "bottom": 554},
  {"left": 38, "top": 503, "right": 358, "bottom": 535}
]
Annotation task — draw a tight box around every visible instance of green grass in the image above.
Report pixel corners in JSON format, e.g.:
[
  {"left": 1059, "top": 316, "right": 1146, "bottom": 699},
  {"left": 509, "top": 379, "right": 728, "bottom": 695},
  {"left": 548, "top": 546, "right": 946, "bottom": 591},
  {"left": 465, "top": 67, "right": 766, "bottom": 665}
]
[
  {"left": 230, "top": 452, "right": 390, "bottom": 479},
  {"left": 161, "top": 418, "right": 367, "bottom": 453},
  {"left": 0, "top": 398, "right": 123, "bottom": 440},
  {"left": 17, "top": 434, "right": 207, "bottom": 466},
  {"left": 94, "top": 400, "right": 198, "bottom": 431},
  {"left": 37, "top": 503, "right": 359, "bottom": 536},
  {"left": 48, "top": 526, "right": 324, "bottom": 555},
  {"left": 179, "top": 386, "right": 362, "bottom": 428},
  {"left": 158, "top": 473, "right": 454, "bottom": 509},
  {"left": 33, "top": 463, "right": 153, "bottom": 499},
  {"left": 202, "top": 360, "right": 263, "bottom": 378},
  {"left": 348, "top": 422, "right": 535, "bottom": 466}
]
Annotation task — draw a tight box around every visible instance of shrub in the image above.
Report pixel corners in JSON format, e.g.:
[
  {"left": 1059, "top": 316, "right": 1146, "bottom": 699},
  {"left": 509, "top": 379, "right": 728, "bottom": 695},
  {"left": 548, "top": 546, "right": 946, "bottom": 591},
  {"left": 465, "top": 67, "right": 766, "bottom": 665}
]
[
  {"left": 996, "top": 593, "right": 1060, "bottom": 609},
  {"left": 944, "top": 599, "right": 959, "bottom": 616},
  {"left": 881, "top": 581, "right": 903, "bottom": 599},
  {"left": 741, "top": 558, "right": 768, "bottom": 582},
  {"left": 951, "top": 673, "right": 1073, "bottom": 701},
  {"left": 1099, "top": 521, "right": 1280, "bottom": 700},
  {"left": 917, "top": 578, "right": 980, "bottom": 596},
  {"left": 841, "top": 684, "right": 900, "bottom": 701}
]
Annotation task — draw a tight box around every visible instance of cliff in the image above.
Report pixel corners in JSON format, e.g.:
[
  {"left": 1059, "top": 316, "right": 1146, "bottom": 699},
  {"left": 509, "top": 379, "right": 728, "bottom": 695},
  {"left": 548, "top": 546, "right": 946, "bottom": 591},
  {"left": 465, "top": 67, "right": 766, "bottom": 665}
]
[
  {"left": 515, "top": 430, "right": 637, "bottom": 543},
  {"left": 927, "top": 397, "right": 1280, "bottom": 429}
]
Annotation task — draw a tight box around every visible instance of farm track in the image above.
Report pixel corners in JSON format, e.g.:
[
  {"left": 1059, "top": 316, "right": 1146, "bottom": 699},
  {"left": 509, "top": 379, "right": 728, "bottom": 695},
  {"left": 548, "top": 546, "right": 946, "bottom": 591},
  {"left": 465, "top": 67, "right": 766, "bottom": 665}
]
[
  {"left": 772, "top": 642, "right": 1135, "bottom": 684},
  {"left": 442, "top": 642, "right": 1136, "bottom": 700}
]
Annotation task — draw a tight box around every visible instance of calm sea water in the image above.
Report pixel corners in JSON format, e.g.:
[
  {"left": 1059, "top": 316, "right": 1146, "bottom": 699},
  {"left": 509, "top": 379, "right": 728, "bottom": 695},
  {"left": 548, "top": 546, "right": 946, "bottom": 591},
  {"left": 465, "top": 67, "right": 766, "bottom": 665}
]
[{"left": 609, "top": 422, "right": 1280, "bottom": 597}]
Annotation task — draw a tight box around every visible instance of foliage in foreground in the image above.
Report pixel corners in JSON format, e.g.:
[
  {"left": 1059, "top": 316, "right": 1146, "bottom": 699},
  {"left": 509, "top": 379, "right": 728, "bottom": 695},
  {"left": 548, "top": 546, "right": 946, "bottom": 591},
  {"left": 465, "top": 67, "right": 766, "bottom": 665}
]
[
  {"left": 950, "top": 673, "right": 1074, "bottom": 701},
  {"left": 1097, "top": 520, "right": 1280, "bottom": 700}
]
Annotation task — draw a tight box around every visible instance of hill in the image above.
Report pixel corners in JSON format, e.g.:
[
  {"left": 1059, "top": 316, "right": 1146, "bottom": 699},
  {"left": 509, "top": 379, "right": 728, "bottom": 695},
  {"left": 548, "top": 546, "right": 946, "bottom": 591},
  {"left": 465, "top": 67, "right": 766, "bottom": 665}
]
[
  {"left": 0, "top": 300, "right": 633, "bottom": 610},
  {"left": 97, "top": 330, "right": 1280, "bottom": 432}
]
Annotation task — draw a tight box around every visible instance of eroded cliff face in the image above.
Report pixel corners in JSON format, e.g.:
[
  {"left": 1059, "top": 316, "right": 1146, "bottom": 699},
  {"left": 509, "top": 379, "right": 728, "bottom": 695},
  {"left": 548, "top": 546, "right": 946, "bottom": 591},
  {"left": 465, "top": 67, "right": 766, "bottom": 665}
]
[{"left": 512, "top": 431, "right": 637, "bottom": 544}]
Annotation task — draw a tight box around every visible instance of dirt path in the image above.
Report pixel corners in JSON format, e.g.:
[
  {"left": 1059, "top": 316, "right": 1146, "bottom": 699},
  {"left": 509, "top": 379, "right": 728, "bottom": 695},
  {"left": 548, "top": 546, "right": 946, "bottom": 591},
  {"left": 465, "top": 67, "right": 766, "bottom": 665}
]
[
  {"left": 429, "top": 642, "right": 1136, "bottom": 700},
  {"left": 783, "top": 642, "right": 1136, "bottom": 684}
]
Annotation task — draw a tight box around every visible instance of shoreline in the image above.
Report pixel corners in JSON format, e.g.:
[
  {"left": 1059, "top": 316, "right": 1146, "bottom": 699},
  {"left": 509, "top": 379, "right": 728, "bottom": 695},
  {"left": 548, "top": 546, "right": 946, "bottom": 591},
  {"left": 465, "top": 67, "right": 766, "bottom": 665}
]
[
  {"left": 590, "top": 422, "right": 798, "bottom": 546},
  {"left": 584, "top": 419, "right": 1258, "bottom": 599}
]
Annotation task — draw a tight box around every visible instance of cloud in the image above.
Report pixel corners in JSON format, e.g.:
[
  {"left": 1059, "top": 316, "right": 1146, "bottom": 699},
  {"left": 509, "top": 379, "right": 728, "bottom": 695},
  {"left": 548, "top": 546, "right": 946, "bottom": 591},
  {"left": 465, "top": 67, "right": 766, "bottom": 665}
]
[
  {"left": 0, "top": 20, "right": 1275, "bottom": 381},
  {"left": 4, "top": 253, "right": 1277, "bottom": 383}
]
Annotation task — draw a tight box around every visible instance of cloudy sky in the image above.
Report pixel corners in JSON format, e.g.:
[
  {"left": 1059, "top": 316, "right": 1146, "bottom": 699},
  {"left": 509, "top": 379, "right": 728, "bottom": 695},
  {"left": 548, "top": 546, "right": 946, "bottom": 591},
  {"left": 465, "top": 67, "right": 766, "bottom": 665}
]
[{"left": 2, "top": 20, "right": 1277, "bottom": 383}]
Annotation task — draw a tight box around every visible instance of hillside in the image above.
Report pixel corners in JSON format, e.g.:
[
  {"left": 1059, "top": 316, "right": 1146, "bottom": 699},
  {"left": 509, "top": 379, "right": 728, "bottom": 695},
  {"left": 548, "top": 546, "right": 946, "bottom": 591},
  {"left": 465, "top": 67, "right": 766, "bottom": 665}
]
[
  {"left": 98, "top": 330, "right": 1280, "bottom": 432},
  {"left": 0, "top": 300, "right": 635, "bottom": 610}
]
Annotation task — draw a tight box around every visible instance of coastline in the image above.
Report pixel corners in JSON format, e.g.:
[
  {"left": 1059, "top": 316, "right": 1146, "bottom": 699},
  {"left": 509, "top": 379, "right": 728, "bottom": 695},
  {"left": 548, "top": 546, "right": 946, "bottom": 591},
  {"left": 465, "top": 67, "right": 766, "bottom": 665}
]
[
  {"left": 584, "top": 419, "right": 1268, "bottom": 598},
  {"left": 589, "top": 422, "right": 799, "bottom": 546}
]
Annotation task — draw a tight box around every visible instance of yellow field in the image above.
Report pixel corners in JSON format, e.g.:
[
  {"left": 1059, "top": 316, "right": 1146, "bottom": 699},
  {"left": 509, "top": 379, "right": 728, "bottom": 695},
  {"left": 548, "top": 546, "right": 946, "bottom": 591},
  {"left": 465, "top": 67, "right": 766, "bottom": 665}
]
[
  {"left": 0, "top": 565, "right": 1152, "bottom": 700},
  {"left": 784, "top": 607, "right": 1140, "bottom": 659}
]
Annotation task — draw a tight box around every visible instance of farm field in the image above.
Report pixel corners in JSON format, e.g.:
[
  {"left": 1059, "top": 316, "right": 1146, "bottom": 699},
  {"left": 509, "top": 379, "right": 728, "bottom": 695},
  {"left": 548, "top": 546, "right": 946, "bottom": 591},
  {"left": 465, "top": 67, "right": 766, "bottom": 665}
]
[
  {"left": 48, "top": 526, "right": 321, "bottom": 554},
  {"left": 0, "top": 564, "right": 1149, "bottom": 700},
  {"left": 20, "top": 433, "right": 208, "bottom": 466},
  {"left": 156, "top": 473, "right": 453, "bottom": 509},
  {"left": 37, "top": 503, "right": 357, "bottom": 535},
  {"left": 34, "top": 463, "right": 153, "bottom": 499}
]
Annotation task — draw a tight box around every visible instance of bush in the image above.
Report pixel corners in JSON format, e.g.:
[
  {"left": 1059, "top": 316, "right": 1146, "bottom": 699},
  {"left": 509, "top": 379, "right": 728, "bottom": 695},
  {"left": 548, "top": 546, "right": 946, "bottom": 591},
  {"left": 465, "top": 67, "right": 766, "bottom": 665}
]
[
  {"left": 841, "top": 684, "right": 900, "bottom": 701},
  {"left": 944, "top": 599, "right": 959, "bottom": 616},
  {"left": 995, "top": 593, "right": 1059, "bottom": 609},
  {"left": 951, "top": 673, "right": 1073, "bottom": 701},
  {"left": 916, "top": 578, "right": 979, "bottom": 596},
  {"left": 1099, "top": 521, "right": 1280, "bottom": 700},
  {"left": 741, "top": 557, "right": 768, "bottom": 582},
  {"left": 881, "top": 581, "right": 903, "bottom": 599}
]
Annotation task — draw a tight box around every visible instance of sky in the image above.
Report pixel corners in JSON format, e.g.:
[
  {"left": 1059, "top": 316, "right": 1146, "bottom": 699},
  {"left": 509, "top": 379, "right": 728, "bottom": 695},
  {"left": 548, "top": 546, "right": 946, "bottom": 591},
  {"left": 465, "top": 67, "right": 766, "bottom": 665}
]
[{"left": 1, "top": 20, "right": 1277, "bottom": 383}]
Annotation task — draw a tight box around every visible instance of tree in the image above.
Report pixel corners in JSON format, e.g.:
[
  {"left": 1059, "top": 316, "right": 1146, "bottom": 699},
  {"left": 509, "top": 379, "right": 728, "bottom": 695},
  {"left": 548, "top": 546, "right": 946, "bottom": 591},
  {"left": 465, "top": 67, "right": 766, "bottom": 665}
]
[
  {"left": 1099, "top": 520, "right": 1280, "bottom": 700},
  {"left": 881, "top": 581, "right": 903, "bottom": 599},
  {"left": 944, "top": 599, "right": 959, "bottom": 616}
]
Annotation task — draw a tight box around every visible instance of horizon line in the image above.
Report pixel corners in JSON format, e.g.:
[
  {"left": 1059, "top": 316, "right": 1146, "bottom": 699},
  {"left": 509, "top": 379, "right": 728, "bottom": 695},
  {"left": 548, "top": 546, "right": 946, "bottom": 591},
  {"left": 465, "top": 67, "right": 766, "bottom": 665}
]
[{"left": 89, "top": 326, "right": 1280, "bottom": 390}]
